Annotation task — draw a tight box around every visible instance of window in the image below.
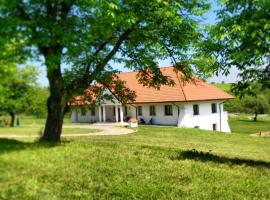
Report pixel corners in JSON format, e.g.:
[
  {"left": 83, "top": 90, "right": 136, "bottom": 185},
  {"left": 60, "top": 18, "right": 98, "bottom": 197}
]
[
  {"left": 213, "top": 123, "right": 217, "bottom": 131},
  {"left": 211, "top": 103, "right": 217, "bottom": 113},
  {"left": 138, "top": 106, "right": 142, "bottom": 116},
  {"left": 81, "top": 108, "right": 87, "bottom": 116},
  {"left": 164, "top": 105, "right": 173, "bottom": 116},
  {"left": 113, "top": 107, "right": 116, "bottom": 116},
  {"left": 149, "top": 105, "right": 156, "bottom": 116},
  {"left": 124, "top": 106, "right": 128, "bottom": 116},
  {"left": 194, "top": 126, "right": 199, "bottom": 129},
  {"left": 193, "top": 104, "right": 199, "bottom": 115},
  {"left": 90, "top": 108, "right": 95, "bottom": 116}
]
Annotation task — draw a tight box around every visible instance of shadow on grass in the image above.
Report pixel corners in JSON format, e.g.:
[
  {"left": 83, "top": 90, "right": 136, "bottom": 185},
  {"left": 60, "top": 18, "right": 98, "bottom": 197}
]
[
  {"left": 0, "top": 138, "right": 64, "bottom": 154},
  {"left": 170, "top": 149, "right": 270, "bottom": 168}
]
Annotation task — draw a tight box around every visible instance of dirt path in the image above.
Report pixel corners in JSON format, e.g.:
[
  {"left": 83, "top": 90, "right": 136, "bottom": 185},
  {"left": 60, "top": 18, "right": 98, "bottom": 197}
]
[{"left": 0, "top": 124, "right": 135, "bottom": 139}]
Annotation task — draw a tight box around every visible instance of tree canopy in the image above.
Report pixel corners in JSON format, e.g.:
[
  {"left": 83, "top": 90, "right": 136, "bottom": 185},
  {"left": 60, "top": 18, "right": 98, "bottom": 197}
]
[
  {"left": 0, "top": 0, "right": 210, "bottom": 141},
  {"left": 198, "top": 0, "right": 270, "bottom": 96},
  {"left": 0, "top": 64, "right": 38, "bottom": 126},
  {"left": 218, "top": 82, "right": 270, "bottom": 121}
]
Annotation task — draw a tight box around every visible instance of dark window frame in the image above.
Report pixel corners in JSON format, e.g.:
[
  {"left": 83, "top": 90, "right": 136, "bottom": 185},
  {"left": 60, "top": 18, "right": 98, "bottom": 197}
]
[
  {"left": 164, "top": 105, "right": 173, "bottom": 116},
  {"left": 193, "top": 104, "right": 199, "bottom": 115},
  {"left": 211, "top": 103, "right": 217, "bottom": 113},
  {"left": 149, "top": 105, "right": 156, "bottom": 116},
  {"left": 138, "top": 106, "right": 142, "bottom": 116},
  {"left": 124, "top": 106, "right": 128, "bottom": 116}
]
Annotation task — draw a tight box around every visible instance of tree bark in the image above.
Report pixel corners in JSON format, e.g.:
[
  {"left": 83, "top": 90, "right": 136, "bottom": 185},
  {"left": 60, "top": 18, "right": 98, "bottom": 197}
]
[
  {"left": 40, "top": 51, "right": 67, "bottom": 142},
  {"left": 41, "top": 94, "right": 67, "bottom": 142},
  {"left": 254, "top": 110, "right": 258, "bottom": 122},
  {"left": 9, "top": 111, "right": 15, "bottom": 127}
]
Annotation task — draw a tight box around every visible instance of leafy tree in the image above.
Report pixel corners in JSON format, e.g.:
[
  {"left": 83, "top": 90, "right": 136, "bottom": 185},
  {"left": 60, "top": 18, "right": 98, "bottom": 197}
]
[
  {"left": 0, "top": 65, "right": 38, "bottom": 126},
  {"left": 243, "top": 95, "right": 270, "bottom": 121},
  {"left": 217, "top": 83, "right": 270, "bottom": 119},
  {"left": 198, "top": 0, "right": 270, "bottom": 96},
  {"left": 0, "top": 0, "right": 210, "bottom": 141},
  {"left": 21, "top": 86, "right": 49, "bottom": 118}
]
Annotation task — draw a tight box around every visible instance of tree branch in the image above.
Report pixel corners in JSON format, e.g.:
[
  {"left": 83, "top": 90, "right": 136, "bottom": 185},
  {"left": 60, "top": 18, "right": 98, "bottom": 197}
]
[
  {"left": 83, "top": 36, "right": 115, "bottom": 77},
  {"left": 66, "top": 24, "right": 137, "bottom": 96},
  {"left": 16, "top": 1, "right": 30, "bottom": 21},
  {"left": 90, "top": 27, "right": 134, "bottom": 80}
]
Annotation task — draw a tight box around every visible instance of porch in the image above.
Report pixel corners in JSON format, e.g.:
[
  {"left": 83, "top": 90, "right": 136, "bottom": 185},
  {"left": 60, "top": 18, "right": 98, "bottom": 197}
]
[
  {"left": 71, "top": 104, "right": 128, "bottom": 124},
  {"left": 98, "top": 104, "right": 126, "bottom": 123}
]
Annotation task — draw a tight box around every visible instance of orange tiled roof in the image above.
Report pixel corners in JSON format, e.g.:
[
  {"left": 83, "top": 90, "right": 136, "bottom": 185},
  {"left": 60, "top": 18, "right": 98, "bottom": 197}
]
[
  {"left": 117, "top": 66, "right": 234, "bottom": 103},
  {"left": 70, "top": 66, "right": 234, "bottom": 105}
]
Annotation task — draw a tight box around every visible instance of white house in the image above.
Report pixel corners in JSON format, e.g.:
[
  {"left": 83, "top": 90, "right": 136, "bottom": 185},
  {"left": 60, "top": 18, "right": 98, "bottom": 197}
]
[{"left": 70, "top": 67, "right": 234, "bottom": 132}]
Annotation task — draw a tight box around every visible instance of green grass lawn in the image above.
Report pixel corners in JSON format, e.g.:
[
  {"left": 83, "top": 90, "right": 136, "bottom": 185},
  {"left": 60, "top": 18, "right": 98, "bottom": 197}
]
[
  {"left": 0, "top": 127, "right": 100, "bottom": 135},
  {"left": 215, "top": 83, "right": 232, "bottom": 92},
  {"left": 13, "top": 116, "right": 72, "bottom": 126},
  {"left": 0, "top": 117, "right": 269, "bottom": 199},
  {"left": 229, "top": 114, "right": 270, "bottom": 134}
]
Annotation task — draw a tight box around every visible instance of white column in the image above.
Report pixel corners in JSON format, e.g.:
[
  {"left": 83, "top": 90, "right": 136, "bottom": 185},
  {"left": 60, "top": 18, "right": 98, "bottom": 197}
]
[
  {"left": 115, "top": 105, "right": 119, "bottom": 122},
  {"left": 98, "top": 106, "right": 102, "bottom": 122},
  {"left": 102, "top": 105, "right": 106, "bottom": 122},
  {"left": 120, "top": 105, "right": 124, "bottom": 124}
]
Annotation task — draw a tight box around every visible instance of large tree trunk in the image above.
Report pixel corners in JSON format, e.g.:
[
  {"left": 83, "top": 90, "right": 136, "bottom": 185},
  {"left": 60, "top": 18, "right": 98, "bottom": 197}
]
[
  {"left": 9, "top": 111, "right": 15, "bottom": 127},
  {"left": 41, "top": 93, "right": 67, "bottom": 142},
  {"left": 40, "top": 51, "right": 67, "bottom": 142}
]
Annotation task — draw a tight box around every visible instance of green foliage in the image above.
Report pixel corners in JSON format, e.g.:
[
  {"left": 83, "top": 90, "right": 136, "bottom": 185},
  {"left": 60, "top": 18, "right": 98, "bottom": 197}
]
[
  {"left": 216, "top": 83, "right": 270, "bottom": 114},
  {"left": 20, "top": 87, "right": 49, "bottom": 118},
  {"left": 198, "top": 0, "right": 270, "bottom": 95},
  {"left": 0, "top": 64, "right": 39, "bottom": 123},
  {"left": 0, "top": 124, "right": 269, "bottom": 199},
  {"left": 0, "top": 0, "right": 210, "bottom": 98},
  {"left": 243, "top": 95, "right": 269, "bottom": 114}
]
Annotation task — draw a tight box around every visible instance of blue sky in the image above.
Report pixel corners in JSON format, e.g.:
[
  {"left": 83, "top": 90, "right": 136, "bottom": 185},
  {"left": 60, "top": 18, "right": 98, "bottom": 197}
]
[{"left": 36, "top": 0, "right": 239, "bottom": 86}]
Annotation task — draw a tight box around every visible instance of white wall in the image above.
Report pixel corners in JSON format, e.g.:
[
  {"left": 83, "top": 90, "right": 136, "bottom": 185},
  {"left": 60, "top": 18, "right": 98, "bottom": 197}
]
[
  {"left": 126, "top": 104, "right": 179, "bottom": 125},
  {"left": 71, "top": 101, "right": 231, "bottom": 132},
  {"left": 178, "top": 101, "right": 231, "bottom": 132},
  {"left": 126, "top": 101, "right": 231, "bottom": 132}
]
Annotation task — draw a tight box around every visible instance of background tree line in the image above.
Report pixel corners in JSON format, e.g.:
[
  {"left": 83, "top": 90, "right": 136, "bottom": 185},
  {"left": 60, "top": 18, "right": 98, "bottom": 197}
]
[
  {"left": 0, "top": 64, "right": 49, "bottom": 126},
  {"left": 217, "top": 83, "right": 270, "bottom": 120}
]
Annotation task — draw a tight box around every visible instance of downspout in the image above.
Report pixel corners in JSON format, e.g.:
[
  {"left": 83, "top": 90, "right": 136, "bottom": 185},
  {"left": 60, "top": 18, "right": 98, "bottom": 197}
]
[{"left": 219, "top": 102, "right": 224, "bottom": 132}]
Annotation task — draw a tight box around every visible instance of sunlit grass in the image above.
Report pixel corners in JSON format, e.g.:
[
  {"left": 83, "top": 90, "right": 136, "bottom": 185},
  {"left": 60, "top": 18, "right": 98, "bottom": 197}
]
[
  {"left": 229, "top": 114, "right": 270, "bottom": 134},
  {"left": 0, "top": 119, "right": 269, "bottom": 199}
]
